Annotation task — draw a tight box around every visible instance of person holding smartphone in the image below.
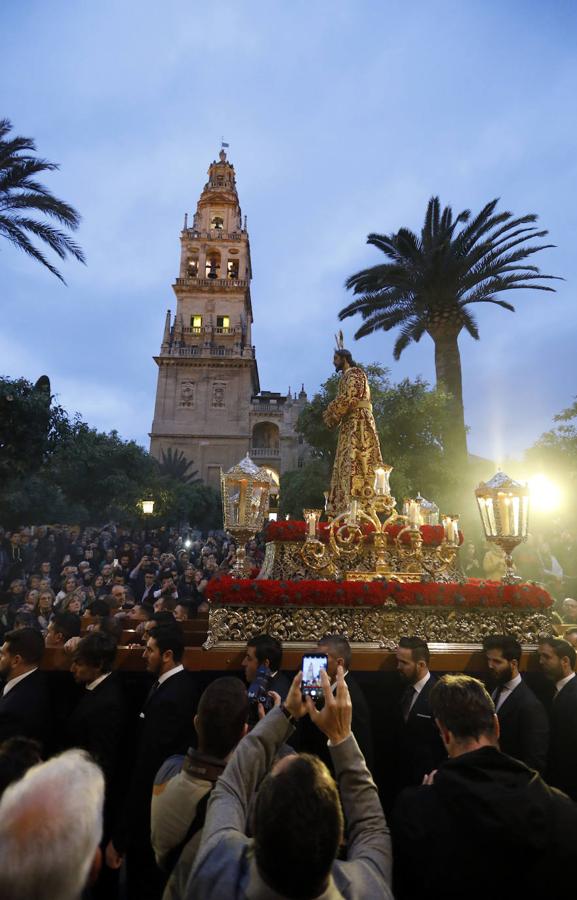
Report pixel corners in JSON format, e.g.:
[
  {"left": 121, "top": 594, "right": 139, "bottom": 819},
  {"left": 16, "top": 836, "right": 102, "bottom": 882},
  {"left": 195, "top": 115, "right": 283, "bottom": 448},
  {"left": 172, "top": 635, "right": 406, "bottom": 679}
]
[{"left": 188, "top": 665, "right": 392, "bottom": 899}]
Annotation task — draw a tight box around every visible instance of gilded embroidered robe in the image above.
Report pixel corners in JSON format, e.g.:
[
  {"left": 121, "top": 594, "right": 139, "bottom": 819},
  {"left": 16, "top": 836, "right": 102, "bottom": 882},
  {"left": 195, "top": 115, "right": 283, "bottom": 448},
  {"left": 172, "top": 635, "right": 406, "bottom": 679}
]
[{"left": 323, "top": 366, "right": 383, "bottom": 517}]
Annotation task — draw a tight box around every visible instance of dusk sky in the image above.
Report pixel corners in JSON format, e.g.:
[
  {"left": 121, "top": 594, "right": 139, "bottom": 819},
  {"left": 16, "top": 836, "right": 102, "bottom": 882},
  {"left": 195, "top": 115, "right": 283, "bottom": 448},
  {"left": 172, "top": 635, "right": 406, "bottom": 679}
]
[{"left": 2, "top": 0, "right": 576, "bottom": 465}]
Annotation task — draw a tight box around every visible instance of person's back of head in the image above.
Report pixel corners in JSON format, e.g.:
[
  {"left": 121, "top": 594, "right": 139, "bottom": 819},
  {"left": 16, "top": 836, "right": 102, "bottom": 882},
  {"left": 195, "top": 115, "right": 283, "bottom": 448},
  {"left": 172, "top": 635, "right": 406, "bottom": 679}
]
[
  {"left": 0, "top": 749, "right": 104, "bottom": 900},
  {"left": 253, "top": 753, "right": 343, "bottom": 898},
  {"left": 195, "top": 677, "right": 248, "bottom": 758},
  {"left": 4, "top": 627, "right": 44, "bottom": 666},
  {"left": 52, "top": 612, "right": 81, "bottom": 642},
  {"left": 74, "top": 631, "right": 117, "bottom": 673},
  {"left": 0, "top": 737, "right": 42, "bottom": 797},
  {"left": 430, "top": 675, "right": 497, "bottom": 746}
]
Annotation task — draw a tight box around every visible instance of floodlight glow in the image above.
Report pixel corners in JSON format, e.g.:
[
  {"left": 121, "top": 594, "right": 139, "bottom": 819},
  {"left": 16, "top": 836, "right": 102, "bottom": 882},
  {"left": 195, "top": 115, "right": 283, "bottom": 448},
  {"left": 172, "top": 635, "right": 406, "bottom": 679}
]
[{"left": 528, "top": 474, "right": 562, "bottom": 513}]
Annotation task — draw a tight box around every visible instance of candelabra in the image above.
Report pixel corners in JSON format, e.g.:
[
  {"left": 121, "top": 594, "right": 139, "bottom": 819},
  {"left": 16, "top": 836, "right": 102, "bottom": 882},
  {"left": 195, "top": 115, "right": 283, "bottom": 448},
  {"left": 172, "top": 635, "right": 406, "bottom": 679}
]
[
  {"left": 221, "top": 454, "right": 274, "bottom": 577},
  {"left": 475, "top": 471, "right": 529, "bottom": 584}
]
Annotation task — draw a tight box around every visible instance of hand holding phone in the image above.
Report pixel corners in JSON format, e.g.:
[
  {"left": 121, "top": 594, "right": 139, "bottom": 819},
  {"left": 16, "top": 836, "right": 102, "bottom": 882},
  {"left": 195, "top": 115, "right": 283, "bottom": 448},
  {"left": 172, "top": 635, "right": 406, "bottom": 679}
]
[{"left": 301, "top": 653, "right": 328, "bottom": 701}]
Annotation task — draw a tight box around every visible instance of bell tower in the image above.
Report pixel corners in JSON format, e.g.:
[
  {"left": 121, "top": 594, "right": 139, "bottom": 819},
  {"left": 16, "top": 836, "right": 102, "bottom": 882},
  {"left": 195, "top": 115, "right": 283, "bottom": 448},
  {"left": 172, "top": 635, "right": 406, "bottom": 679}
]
[{"left": 150, "top": 149, "right": 260, "bottom": 487}]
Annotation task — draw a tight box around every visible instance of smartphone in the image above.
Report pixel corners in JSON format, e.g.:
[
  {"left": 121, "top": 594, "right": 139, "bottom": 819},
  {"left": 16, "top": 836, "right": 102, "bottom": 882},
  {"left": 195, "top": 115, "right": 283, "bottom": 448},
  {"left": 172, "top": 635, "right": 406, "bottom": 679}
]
[{"left": 301, "top": 653, "right": 328, "bottom": 699}]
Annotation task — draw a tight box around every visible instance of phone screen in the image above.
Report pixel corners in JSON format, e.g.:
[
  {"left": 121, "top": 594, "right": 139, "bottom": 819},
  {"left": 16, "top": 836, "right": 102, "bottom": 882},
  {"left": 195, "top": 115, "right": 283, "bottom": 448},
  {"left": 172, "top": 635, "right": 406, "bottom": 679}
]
[{"left": 301, "top": 654, "right": 328, "bottom": 699}]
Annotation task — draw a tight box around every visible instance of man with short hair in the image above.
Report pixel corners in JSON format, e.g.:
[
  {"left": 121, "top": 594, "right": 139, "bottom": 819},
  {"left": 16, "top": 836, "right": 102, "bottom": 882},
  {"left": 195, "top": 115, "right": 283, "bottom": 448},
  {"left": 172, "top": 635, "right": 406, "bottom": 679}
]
[
  {"left": 152, "top": 677, "right": 249, "bottom": 900},
  {"left": 538, "top": 636, "right": 577, "bottom": 800},
  {"left": 395, "top": 636, "right": 445, "bottom": 789},
  {"left": 483, "top": 633, "right": 549, "bottom": 771},
  {"left": 67, "top": 632, "right": 125, "bottom": 900},
  {"left": 45, "top": 611, "right": 81, "bottom": 647},
  {"left": 187, "top": 666, "right": 392, "bottom": 899},
  {"left": 241, "top": 633, "right": 290, "bottom": 699},
  {"left": 297, "top": 633, "right": 374, "bottom": 772},
  {"left": 0, "top": 749, "right": 104, "bottom": 900},
  {"left": 107, "top": 623, "right": 197, "bottom": 900},
  {"left": 392, "top": 674, "right": 577, "bottom": 899},
  {"left": 0, "top": 628, "right": 50, "bottom": 746}
]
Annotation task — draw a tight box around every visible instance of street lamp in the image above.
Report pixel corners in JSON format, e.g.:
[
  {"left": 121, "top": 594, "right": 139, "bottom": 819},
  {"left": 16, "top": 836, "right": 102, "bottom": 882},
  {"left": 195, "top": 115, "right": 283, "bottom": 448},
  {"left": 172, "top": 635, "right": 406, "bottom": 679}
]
[
  {"left": 141, "top": 499, "right": 155, "bottom": 516},
  {"left": 475, "top": 471, "right": 529, "bottom": 584}
]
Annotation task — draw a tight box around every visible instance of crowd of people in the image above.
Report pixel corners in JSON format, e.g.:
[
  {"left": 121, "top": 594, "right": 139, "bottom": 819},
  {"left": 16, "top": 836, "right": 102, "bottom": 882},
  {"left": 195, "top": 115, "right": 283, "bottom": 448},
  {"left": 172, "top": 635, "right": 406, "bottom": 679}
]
[
  {"left": 1, "top": 521, "right": 577, "bottom": 898},
  {"left": 0, "top": 621, "right": 577, "bottom": 899},
  {"left": 0, "top": 523, "right": 267, "bottom": 643}
]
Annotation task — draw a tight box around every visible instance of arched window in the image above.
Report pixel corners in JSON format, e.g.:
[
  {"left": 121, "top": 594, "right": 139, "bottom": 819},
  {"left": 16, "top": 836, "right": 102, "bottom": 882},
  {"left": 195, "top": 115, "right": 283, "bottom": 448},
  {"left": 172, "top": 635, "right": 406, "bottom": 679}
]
[
  {"left": 211, "top": 215, "right": 224, "bottom": 231},
  {"left": 206, "top": 252, "right": 221, "bottom": 279}
]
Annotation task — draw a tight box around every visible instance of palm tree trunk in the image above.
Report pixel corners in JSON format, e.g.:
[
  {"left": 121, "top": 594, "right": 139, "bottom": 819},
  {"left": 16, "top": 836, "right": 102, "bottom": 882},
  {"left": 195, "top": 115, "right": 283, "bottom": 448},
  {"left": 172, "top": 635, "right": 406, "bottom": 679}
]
[{"left": 431, "top": 330, "right": 468, "bottom": 464}]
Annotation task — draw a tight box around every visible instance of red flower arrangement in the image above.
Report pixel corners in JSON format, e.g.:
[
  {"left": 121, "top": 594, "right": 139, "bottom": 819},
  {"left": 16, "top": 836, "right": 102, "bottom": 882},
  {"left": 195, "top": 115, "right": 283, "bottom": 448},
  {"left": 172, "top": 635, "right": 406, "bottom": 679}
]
[
  {"left": 207, "top": 576, "right": 552, "bottom": 610},
  {"left": 264, "top": 520, "right": 463, "bottom": 547}
]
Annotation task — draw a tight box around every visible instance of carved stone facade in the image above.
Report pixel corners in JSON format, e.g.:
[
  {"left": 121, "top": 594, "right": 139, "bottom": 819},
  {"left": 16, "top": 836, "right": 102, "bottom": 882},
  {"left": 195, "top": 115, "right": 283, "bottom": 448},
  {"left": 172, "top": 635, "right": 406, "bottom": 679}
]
[{"left": 150, "top": 150, "right": 309, "bottom": 487}]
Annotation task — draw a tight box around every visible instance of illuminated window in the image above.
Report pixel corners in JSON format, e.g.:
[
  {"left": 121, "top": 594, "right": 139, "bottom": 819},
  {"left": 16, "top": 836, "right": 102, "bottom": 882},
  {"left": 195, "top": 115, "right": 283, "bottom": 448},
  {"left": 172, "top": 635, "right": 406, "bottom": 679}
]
[
  {"left": 227, "top": 259, "right": 239, "bottom": 278},
  {"left": 187, "top": 258, "right": 199, "bottom": 277},
  {"left": 191, "top": 315, "right": 202, "bottom": 330},
  {"left": 216, "top": 316, "right": 230, "bottom": 329}
]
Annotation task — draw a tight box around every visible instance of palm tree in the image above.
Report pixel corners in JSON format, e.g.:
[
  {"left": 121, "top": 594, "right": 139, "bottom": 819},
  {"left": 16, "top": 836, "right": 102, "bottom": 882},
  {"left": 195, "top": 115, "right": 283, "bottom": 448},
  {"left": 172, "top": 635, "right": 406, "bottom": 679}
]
[
  {"left": 339, "top": 197, "right": 560, "bottom": 462},
  {"left": 0, "top": 118, "right": 85, "bottom": 282},
  {"left": 158, "top": 448, "right": 200, "bottom": 484}
]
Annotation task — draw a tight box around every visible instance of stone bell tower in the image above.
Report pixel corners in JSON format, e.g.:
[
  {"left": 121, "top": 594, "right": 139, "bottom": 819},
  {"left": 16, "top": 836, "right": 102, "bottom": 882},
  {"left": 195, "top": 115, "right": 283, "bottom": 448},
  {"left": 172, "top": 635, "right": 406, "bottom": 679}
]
[{"left": 150, "top": 149, "right": 308, "bottom": 488}]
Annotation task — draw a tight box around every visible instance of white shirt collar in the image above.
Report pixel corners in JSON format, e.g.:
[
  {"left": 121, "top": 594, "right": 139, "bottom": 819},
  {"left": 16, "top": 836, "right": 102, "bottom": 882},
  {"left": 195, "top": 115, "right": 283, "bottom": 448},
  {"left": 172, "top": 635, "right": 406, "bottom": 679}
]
[
  {"left": 158, "top": 663, "right": 184, "bottom": 686},
  {"left": 503, "top": 672, "right": 522, "bottom": 692},
  {"left": 86, "top": 672, "right": 111, "bottom": 691},
  {"left": 556, "top": 671, "right": 576, "bottom": 693},
  {"left": 2, "top": 667, "right": 38, "bottom": 696},
  {"left": 413, "top": 671, "right": 431, "bottom": 694}
]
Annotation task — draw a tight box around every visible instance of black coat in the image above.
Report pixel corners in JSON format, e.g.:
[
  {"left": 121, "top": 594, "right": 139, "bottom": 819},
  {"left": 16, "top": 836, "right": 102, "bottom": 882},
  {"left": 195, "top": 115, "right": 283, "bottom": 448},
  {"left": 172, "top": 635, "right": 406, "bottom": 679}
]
[
  {"left": 293, "top": 672, "right": 374, "bottom": 773},
  {"left": 496, "top": 679, "right": 549, "bottom": 773},
  {"left": 269, "top": 670, "right": 290, "bottom": 701},
  {"left": 546, "top": 675, "right": 577, "bottom": 800},
  {"left": 66, "top": 672, "right": 126, "bottom": 783},
  {"left": 392, "top": 746, "right": 577, "bottom": 900},
  {"left": 397, "top": 674, "right": 446, "bottom": 789},
  {"left": 113, "top": 668, "right": 197, "bottom": 853},
  {"left": 0, "top": 669, "right": 51, "bottom": 748}
]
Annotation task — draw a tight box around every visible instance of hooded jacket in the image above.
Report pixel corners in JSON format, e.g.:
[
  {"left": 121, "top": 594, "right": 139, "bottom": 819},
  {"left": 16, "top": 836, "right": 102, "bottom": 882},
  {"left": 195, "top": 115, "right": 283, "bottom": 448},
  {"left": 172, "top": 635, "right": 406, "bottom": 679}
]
[{"left": 392, "top": 746, "right": 577, "bottom": 900}]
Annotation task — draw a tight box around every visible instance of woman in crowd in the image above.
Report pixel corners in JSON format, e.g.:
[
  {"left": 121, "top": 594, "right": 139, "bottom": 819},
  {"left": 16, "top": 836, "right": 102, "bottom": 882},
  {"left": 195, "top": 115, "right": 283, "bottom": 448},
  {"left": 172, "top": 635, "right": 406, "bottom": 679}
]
[{"left": 34, "top": 589, "right": 55, "bottom": 632}]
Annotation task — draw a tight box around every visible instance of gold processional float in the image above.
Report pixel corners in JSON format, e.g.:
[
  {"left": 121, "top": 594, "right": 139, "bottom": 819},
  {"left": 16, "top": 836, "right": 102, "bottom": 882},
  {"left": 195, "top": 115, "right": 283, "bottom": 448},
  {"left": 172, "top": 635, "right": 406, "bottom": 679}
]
[
  {"left": 204, "top": 337, "right": 552, "bottom": 649},
  {"left": 203, "top": 457, "right": 552, "bottom": 650}
]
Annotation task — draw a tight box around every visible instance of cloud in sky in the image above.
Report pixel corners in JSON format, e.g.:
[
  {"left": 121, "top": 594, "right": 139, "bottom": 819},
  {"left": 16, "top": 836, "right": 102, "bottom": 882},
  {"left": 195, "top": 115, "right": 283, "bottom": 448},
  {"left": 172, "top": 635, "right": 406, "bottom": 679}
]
[{"left": 1, "top": 0, "right": 576, "bottom": 460}]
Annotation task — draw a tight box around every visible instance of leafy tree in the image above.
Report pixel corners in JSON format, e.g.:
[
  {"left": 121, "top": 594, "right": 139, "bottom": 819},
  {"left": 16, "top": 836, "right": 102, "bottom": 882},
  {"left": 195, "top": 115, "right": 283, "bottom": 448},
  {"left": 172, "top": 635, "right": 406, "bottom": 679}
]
[
  {"left": 279, "top": 459, "right": 330, "bottom": 518},
  {"left": 292, "top": 365, "right": 458, "bottom": 515},
  {"left": 526, "top": 398, "right": 577, "bottom": 507},
  {"left": 0, "top": 118, "right": 85, "bottom": 282},
  {"left": 158, "top": 447, "right": 200, "bottom": 484},
  {"left": 0, "top": 375, "right": 68, "bottom": 479},
  {"left": 340, "top": 197, "right": 559, "bottom": 462}
]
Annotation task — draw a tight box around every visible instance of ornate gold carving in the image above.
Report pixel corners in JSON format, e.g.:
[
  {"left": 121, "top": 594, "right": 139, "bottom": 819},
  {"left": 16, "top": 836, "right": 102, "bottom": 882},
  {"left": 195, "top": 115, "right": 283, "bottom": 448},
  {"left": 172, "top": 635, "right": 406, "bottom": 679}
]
[
  {"left": 203, "top": 604, "right": 553, "bottom": 649},
  {"left": 265, "top": 540, "right": 461, "bottom": 582}
]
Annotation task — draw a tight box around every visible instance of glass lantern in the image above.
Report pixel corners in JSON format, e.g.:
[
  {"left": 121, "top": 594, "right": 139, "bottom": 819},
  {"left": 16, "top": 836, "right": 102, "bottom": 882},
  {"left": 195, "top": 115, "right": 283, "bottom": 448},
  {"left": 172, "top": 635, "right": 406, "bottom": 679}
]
[{"left": 475, "top": 471, "right": 530, "bottom": 583}]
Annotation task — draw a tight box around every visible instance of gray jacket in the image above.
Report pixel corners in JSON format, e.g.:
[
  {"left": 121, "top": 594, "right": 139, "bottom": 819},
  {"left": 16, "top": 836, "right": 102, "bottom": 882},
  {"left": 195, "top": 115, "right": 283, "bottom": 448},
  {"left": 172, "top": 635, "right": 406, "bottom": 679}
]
[{"left": 186, "top": 707, "right": 393, "bottom": 899}]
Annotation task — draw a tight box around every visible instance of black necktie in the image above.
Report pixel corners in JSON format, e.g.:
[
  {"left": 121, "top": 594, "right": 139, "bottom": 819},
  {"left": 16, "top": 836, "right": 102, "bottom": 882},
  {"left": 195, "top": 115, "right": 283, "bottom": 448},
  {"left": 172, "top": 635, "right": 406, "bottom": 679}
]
[
  {"left": 143, "top": 679, "right": 160, "bottom": 710},
  {"left": 401, "top": 686, "right": 415, "bottom": 722}
]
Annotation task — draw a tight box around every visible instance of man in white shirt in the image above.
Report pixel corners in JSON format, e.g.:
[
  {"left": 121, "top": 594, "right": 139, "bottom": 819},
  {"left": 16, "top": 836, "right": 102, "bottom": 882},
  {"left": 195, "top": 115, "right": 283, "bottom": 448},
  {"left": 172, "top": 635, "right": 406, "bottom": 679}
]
[
  {"left": 483, "top": 633, "right": 548, "bottom": 771},
  {"left": 538, "top": 636, "right": 577, "bottom": 800}
]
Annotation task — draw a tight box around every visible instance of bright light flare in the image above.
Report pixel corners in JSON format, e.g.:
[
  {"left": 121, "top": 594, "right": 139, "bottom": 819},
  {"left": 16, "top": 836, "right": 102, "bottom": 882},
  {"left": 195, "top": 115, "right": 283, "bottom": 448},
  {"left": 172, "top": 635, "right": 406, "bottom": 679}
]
[{"left": 528, "top": 474, "right": 563, "bottom": 513}]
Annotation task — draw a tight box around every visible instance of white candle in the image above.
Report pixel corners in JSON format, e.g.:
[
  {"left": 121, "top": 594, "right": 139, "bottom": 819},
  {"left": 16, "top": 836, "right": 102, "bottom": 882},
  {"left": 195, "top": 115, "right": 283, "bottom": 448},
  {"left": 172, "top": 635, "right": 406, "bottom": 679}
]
[
  {"left": 374, "top": 468, "right": 386, "bottom": 495},
  {"left": 349, "top": 498, "right": 359, "bottom": 525}
]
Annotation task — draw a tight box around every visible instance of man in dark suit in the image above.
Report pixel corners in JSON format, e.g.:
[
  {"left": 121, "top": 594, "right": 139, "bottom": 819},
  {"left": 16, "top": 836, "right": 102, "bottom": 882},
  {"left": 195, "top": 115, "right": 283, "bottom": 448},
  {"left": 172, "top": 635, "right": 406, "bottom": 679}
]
[
  {"left": 538, "top": 636, "right": 577, "bottom": 800},
  {"left": 0, "top": 628, "right": 50, "bottom": 749},
  {"left": 392, "top": 675, "right": 577, "bottom": 900},
  {"left": 106, "top": 622, "right": 197, "bottom": 900},
  {"left": 295, "top": 634, "right": 374, "bottom": 773},
  {"left": 483, "top": 633, "right": 549, "bottom": 772},
  {"left": 395, "top": 636, "right": 446, "bottom": 790},
  {"left": 241, "top": 633, "right": 291, "bottom": 700},
  {"left": 67, "top": 631, "right": 125, "bottom": 900}
]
